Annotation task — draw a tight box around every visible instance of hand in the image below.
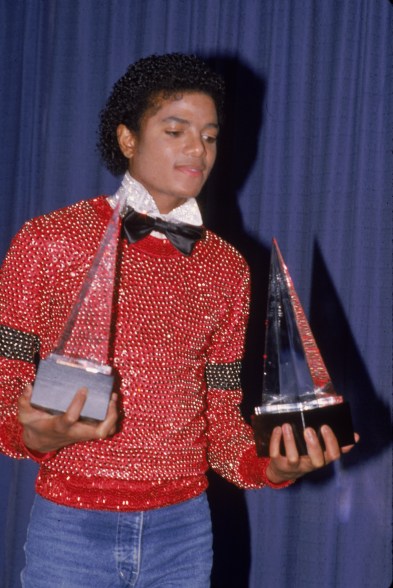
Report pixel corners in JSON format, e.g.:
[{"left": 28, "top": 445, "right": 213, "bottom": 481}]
[
  {"left": 266, "top": 423, "right": 359, "bottom": 484},
  {"left": 18, "top": 384, "right": 119, "bottom": 454}
]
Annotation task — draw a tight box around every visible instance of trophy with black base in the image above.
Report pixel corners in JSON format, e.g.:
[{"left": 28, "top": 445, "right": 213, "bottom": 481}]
[
  {"left": 251, "top": 240, "right": 355, "bottom": 456},
  {"left": 31, "top": 196, "right": 125, "bottom": 422}
]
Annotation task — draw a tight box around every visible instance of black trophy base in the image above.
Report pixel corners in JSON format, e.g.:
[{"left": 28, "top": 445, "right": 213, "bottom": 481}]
[
  {"left": 31, "top": 355, "right": 114, "bottom": 422},
  {"left": 251, "top": 401, "right": 354, "bottom": 457}
]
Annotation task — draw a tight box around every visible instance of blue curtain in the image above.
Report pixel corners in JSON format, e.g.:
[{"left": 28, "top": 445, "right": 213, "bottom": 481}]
[{"left": 0, "top": 1, "right": 391, "bottom": 587}]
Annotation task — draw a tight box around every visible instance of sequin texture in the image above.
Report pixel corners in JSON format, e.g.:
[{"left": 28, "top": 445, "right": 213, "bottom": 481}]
[
  {"left": 0, "top": 325, "right": 40, "bottom": 363},
  {"left": 0, "top": 196, "right": 273, "bottom": 511},
  {"left": 205, "top": 361, "right": 242, "bottom": 390}
]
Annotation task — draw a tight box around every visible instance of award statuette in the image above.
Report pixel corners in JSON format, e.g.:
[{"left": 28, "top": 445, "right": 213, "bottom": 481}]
[
  {"left": 251, "top": 240, "right": 355, "bottom": 456},
  {"left": 31, "top": 196, "right": 125, "bottom": 421}
]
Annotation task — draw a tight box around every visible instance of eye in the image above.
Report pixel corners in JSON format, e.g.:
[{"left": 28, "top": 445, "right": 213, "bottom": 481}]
[
  {"left": 202, "top": 134, "right": 218, "bottom": 144},
  {"left": 165, "top": 130, "right": 182, "bottom": 137}
]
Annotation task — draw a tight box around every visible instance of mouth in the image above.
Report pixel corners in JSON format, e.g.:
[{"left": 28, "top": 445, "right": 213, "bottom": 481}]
[{"left": 175, "top": 164, "right": 205, "bottom": 177}]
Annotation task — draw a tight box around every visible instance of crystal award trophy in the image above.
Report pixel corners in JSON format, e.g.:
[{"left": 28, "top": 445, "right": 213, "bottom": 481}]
[
  {"left": 251, "top": 239, "right": 354, "bottom": 456},
  {"left": 31, "top": 196, "right": 125, "bottom": 421}
]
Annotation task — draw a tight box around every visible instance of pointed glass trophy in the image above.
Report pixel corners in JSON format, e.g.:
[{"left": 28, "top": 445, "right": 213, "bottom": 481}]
[
  {"left": 251, "top": 239, "right": 354, "bottom": 456},
  {"left": 31, "top": 195, "right": 125, "bottom": 421}
]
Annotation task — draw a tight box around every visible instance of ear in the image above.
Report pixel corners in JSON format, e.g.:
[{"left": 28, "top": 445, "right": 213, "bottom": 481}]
[{"left": 116, "top": 124, "right": 136, "bottom": 159}]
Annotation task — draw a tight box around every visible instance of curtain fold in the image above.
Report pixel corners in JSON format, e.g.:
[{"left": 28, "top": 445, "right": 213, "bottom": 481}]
[{"left": 0, "top": 1, "right": 391, "bottom": 587}]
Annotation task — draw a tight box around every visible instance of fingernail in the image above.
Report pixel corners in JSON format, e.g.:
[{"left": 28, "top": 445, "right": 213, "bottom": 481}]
[{"left": 305, "top": 428, "right": 314, "bottom": 440}]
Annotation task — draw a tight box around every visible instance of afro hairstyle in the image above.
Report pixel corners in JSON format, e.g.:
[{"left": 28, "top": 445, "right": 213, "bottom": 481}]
[{"left": 97, "top": 53, "right": 225, "bottom": 176}]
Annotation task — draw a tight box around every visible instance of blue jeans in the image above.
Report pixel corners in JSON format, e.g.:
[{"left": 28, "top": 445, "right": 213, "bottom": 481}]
[{"left": 21, "top": 493, "right": 213, "bottom": 588}]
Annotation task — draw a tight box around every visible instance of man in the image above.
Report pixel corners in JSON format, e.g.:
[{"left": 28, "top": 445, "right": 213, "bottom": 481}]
[{"left": 0, "top": 54, "right": 356, "bottom": 587}]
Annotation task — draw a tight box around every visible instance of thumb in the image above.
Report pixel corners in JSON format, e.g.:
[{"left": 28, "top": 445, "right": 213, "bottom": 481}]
[
  {"left": 18, "top": 384, "right": 35, "bottom": 422},
  {"left": 23, "top": 383, "right": 33, "bottom": 399}
]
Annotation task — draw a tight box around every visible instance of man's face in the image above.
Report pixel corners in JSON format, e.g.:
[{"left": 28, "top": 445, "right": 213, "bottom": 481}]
[{"left": 117, "top": 92, "right": 219, "bottom": 213}]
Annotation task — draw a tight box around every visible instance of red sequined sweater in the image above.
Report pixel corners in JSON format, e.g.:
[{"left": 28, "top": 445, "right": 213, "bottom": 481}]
[{"left": 0, "top": 196, "right": 283, "bottom": 511}]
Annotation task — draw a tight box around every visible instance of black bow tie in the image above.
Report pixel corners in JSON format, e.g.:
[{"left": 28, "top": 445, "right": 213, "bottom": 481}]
[{"left": 122, "top": 208, "right": 205, "bottom": 256}]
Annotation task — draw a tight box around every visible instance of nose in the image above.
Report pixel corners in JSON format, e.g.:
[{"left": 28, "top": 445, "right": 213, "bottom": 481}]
[{"left": 184, "top": 132, "right": 205, "bottom": 157}]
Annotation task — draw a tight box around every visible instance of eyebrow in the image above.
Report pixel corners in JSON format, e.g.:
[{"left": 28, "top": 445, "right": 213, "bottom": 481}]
[{"left": 161, "top": 116, "right": 219, "bottom": 130}]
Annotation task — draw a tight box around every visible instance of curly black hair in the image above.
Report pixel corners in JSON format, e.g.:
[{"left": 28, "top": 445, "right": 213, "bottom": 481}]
[{"left": 97, "top": 53, "right": 225, "bottom": 176}]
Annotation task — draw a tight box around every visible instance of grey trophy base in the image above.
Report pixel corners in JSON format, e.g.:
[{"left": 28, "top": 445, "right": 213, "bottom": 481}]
[{"left": 32, "top": 355, "right": 114, "bottom": 422}]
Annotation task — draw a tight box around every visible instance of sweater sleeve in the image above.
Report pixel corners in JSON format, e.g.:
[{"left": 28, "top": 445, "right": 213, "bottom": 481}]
[
  {"left": 0, "top": 223, "right": 52, "bottom": 461},
  {"left": 204, "top": 259, "right": 291, "bottom": 490}
]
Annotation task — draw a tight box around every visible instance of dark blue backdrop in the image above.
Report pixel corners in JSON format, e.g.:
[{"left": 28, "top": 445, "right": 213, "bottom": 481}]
[{"left": 0, "top": 1, "right": 391, "bottom": 587}]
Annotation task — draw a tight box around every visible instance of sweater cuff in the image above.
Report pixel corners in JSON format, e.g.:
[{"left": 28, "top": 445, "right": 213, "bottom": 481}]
[
  {"left": 259, "top": 456, "right": 295, "bottom": 489},
  {"left": 17, "top": 422, "right": 57, "bottom": 462},
  {"left": 239, "top": 445, "right": 295, "bottom": 489}
]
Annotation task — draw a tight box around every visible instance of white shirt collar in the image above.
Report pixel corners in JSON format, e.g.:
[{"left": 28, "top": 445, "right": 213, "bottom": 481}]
[{"left": 109, "top": 172, "right": 203, "bottom": 228}]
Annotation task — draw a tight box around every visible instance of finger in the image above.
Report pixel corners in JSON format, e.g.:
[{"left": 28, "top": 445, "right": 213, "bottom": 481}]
[
  {"left": 303, "top": 427, "right": 325, "bottom": 468},
  {"left": 320, "top": 425, "right": 341, "bottom": 462},
  {"left": 19, "top": 383, "right": 33, "bottom": 405},
  {"left": 18, "top": 387, "right": 31, "bottom": 410},
  {"left": 341, "top": 432, "right": 360, "bottom": 454},
  {"left": 61, "top": 387, "right": 88, "bottom": 427},
  {"left": 18, "top": 384, "right": 37, "bottom": 420},
  {"left": 95, "top": 394, "right": 118, "bottom": 439},
  {"left": 281, "top": 423, "right": 301, "bottom": 464},
  {"left": 24, "top": 383, "right": 33, "bottom": 397},
  {"left": 269, "top": 426, "right": 284, "bottom": 458}
]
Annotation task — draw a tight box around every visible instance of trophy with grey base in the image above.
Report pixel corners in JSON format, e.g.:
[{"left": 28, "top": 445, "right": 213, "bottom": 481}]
[
  {"left": 251, "top": 240, "right": 354, "bottom": 456},
  {"left": 31, "top": 196, "right": 125, "bottom": 421}
]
